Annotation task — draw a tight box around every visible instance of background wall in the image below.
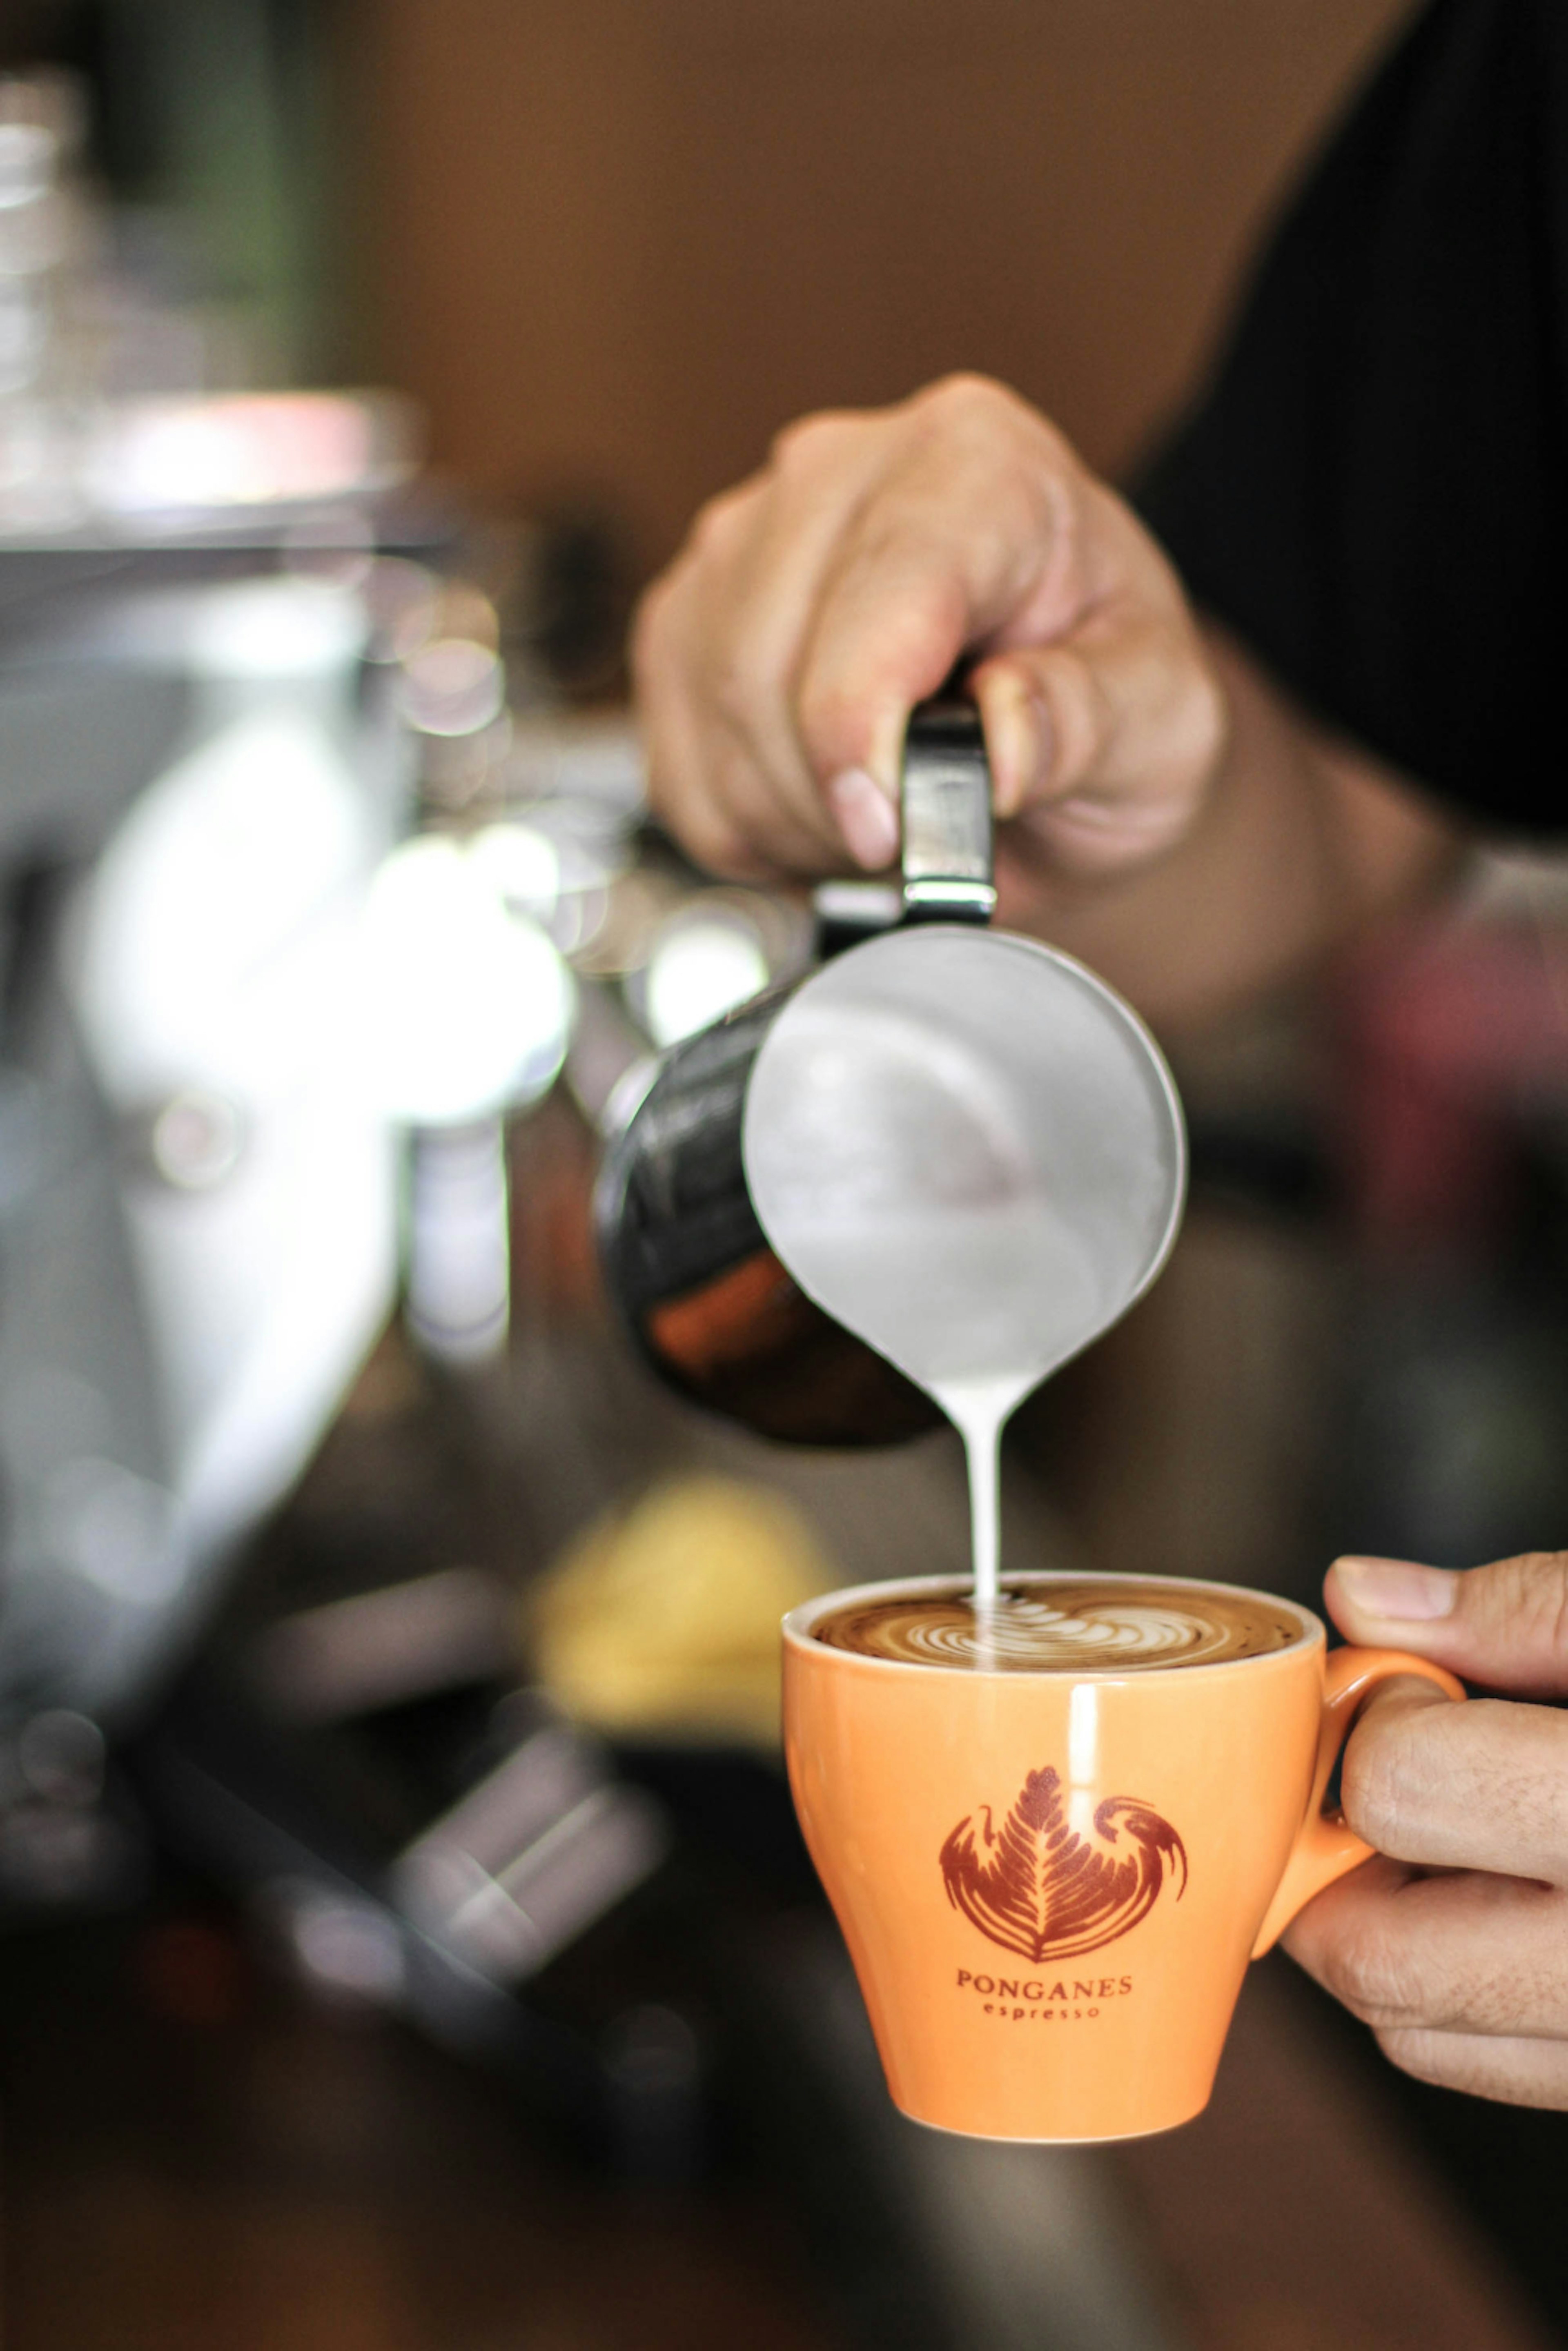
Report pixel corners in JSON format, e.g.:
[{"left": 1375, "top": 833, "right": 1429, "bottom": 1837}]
[{"left": 341, "top": 0, "right": 1416, "bottom": 576}]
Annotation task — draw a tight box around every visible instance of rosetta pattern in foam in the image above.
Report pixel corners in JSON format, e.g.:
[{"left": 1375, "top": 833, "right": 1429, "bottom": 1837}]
[
  {"left": 813, "top": 1583, "right": 1300, "bottom": 1670},
  {"left": 900, "top": 1596, "right": 1245, "bottom": 1667},
  {"left": 939, "top": 1763, "right": 1188, "bottom": 1964}
]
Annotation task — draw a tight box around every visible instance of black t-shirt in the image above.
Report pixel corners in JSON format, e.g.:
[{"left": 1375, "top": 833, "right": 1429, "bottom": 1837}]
[{"left": 1136, "top": 0, "right": 1568, "bottom": 837}]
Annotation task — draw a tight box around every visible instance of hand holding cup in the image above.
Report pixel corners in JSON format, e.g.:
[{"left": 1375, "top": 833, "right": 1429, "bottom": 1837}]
[{"left": 1285, "top": 1550, "right": 1568, "bottom": 2112}]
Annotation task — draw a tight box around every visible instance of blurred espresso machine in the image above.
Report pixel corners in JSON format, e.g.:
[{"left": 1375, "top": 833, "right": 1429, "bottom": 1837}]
[
  {"left": 0, "top": 532, "right": 408, "bottom": 1728},
  {"left": 0, "top": 77, "right": 401, "bottom": 1734},
  {"left": 0, "top": 70, "right": 658, "bottom": 1982}
]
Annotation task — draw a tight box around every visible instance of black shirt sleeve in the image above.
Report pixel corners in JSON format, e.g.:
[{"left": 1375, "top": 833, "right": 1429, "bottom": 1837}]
[{"left": 1136, "top": 0, "right": 1568, "bottom": 836}]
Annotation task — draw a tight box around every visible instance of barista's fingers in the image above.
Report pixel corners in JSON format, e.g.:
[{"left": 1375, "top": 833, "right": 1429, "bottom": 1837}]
[
  {"left": 636, "top": 538, "right": 764, "bottom": 879},
  {"left": 792, "top": 378, "right": 1096, "bottom": 815},
  {"left": 1327, "top": 1550, "right": 1568, "bottom": 1700},
  {"left": 636, "top": 590, "right": 786, "bottom": 879},
  {"left": 792, "top": 537, "right": 978, "bottom": 841},
  {"left": 696, "top": 414, "right": 906, "bottom": 864},
  {"left": 1334, "top": 1690, "right": 1568, "bottom": 1884},
  {"left": 1284, "top": 1859, "right": 1568, "bottom": 2039},
  {"left": 1371, "top": 2030, "right": 1568, "bottom": 2110},
  {"left": 968, "top": 544, "right": 1227, "bottom": 876},
  {"left": 637, "top": 417, "right": 894, "bottom": 875},
  {"left": 973, "top": 630, "right": 1216, "bottom": 875}
]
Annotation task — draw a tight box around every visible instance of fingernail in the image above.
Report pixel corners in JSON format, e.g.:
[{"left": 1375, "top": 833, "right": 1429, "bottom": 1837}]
[
  {"left": 827, "top": 766, "right": 899, "bottom": 870},
  {"left": 1333, "top": 1556, "right": 1458, "bottom": 1621}
]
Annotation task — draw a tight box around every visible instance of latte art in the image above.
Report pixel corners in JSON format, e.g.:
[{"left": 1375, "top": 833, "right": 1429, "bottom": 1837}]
[{"left": 813, "top": 1580, "right": 1300, "bottom": 1672}]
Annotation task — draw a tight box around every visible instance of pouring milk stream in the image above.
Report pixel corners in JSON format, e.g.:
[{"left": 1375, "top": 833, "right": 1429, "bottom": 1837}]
[{"left": 742, "top": 798, "right": 1186, "bottom": 1611}]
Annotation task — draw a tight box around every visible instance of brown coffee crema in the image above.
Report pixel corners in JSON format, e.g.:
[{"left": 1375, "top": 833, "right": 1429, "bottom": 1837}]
[{"left": 812, "top": 1581, "right": 1301, "bottom": 1672}]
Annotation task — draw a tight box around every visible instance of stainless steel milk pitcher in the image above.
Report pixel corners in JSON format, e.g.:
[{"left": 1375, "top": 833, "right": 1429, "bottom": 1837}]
[{"left": 594, "top": 701, "right": 994, "bottom": 1443}]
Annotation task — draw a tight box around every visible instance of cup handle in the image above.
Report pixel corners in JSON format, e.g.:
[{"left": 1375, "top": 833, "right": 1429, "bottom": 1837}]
[{"left": 1250, "top": 1645, "right": 1466, "bottom": 1959}]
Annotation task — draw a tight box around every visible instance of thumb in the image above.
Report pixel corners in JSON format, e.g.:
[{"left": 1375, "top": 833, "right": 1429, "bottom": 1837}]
[
  {"left": 1325, "top": 1550, "right": 1568, "bottom": 1698},
  {"left": 969, "top": 604, "right": 1225, "bottom": 882}
]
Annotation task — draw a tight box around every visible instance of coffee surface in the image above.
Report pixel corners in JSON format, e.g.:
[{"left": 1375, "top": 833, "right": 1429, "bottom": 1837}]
[{"left": 812, "top": 1580, "right": 1301, "bottom": 1671}]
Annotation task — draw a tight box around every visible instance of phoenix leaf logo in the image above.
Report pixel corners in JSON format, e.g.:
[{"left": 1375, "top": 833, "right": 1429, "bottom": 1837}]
[{"left": 939, "top": 1765, "right": 1187, "bottom": 1964}]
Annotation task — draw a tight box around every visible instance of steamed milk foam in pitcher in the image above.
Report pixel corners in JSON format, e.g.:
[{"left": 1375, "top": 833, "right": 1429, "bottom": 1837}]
[{"left": 742, "top": 924, "right": 1187, "bottom": 1607}]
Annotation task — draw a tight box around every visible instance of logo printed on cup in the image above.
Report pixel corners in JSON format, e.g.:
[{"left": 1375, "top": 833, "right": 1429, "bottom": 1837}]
[{"left": 939, "top": 1762, "right": 1188, "bottom": 1964}]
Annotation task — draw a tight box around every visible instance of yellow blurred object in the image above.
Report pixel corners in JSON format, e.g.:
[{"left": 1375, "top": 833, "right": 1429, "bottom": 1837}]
[{"left": 528, "top": 1475, "right": 837, "bottom": 1744}]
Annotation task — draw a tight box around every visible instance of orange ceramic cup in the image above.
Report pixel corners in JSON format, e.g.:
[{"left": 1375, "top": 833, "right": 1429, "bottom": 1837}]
[{"left": 782, "top": 1571, "right": 1464, "bottom": 2142}]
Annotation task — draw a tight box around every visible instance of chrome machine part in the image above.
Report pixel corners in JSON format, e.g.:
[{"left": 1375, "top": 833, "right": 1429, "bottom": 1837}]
[{"left": 0, "top": 559, "right": 407, "bottom": 1729}]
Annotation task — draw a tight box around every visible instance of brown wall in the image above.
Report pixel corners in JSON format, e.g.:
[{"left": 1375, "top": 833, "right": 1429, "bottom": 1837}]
[{"left": 343, "top": 0, "right": 1414, "bottom": 575}]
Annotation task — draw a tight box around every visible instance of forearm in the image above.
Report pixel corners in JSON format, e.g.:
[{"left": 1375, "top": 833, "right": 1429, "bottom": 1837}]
[{"left": 998, "top": 626, "right": 1468, "bottom": 1034}]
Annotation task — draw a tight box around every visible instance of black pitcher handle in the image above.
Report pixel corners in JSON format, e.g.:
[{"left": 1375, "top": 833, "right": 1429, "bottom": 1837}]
[
  {"left": 810, "top": 697, "right": 996, "bottom": 954},
  {"left": 899, "top": 699, "right": 996, "bottom": 926}
]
